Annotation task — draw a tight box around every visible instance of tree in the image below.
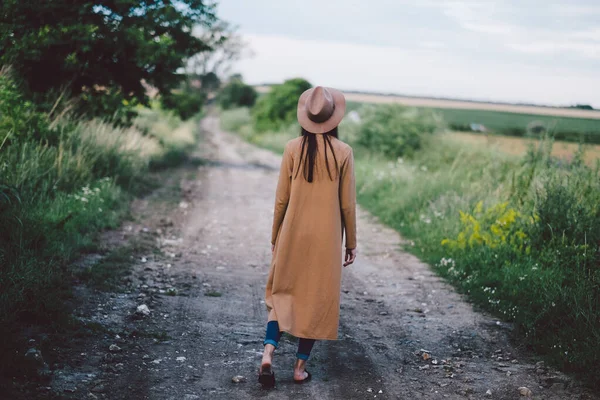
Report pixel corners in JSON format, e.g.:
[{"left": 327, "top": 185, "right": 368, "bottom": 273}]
[
  {"left": 252, "top": 78, "right": 312, "bottom": 132},
  {"left": 0, "top": 0, "right": 217, "bottom": 117},
  {"left": 186, "top": 21, "right": 251, "bottom": 81},
  {"left": 570, "top": 104, "right": 594, "bottom": 110},
  {"left": 218, "top": 78, "right": 257, "bottom": 109},
  {"left": 160, "top": 79, "right": 207, "bottom": 120},
  {"left": 167, "top": 21, "right": 251, "bottom": 119}
]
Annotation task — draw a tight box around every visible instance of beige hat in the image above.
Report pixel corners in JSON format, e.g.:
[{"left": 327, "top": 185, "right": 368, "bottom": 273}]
[{"left": 297, "top": 86, "right": 346, "bottom": 134}]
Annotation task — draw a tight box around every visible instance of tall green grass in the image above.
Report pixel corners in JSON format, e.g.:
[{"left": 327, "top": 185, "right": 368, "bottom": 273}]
[
  {"left": 0, "top": 71, "right": 200, "bottom": 370},
  {"left": 355, "top": 138, "right": 600, "bottom": 384},
  {"left": 221, "top": 105, "right": 600, "bottom": 388}
]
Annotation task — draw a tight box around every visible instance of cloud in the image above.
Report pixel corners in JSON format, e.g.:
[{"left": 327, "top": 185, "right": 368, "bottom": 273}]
[
  {"left": 549, "top": 4, "right": 600, "bottom": 17},
  {"left": 434, "top": 0, "right": 600, "bottom": 60},
  {"left": 235, "top": 33, "right": 600, "bottom": 108},
  {"left": 219, "top": 1, "right": 600, "bottom": 106},
  {"left": 461, "top": 22, "right": 515, "bottom": 35},
  {"left": 569, "top": 29, "right": 600, "bottom": 42},
  {"left": 508, "top": 40, "right": 600, "bottom": 59}
]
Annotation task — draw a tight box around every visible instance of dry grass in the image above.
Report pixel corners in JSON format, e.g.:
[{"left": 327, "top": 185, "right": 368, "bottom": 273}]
[
  {"left": 450, "top": 131, "right": 600, "bottom": 166},
  {"left": 80, "top": 119, "right": 162, "bottom": 158}
]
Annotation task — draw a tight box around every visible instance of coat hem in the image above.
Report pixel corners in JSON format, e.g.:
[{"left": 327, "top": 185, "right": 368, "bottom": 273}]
[{"left": 279, "top": 327, "right": 339, "bottom": 341}]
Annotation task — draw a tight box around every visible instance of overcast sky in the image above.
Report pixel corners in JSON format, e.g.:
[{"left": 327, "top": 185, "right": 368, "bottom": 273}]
[{"left": 217, "top": 0, "right": 600, "bottom": 108}]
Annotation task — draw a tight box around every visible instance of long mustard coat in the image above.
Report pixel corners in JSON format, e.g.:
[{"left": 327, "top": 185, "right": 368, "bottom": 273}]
[{"left": 265, "top": 135, "right": 357, "bottom": 340}]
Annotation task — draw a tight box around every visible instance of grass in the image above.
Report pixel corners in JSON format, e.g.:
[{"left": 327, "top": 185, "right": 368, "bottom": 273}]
[
  {"left": 354, "top": 145, "right": 600, "bottom": 385},
  {"left": 220, "top": 105, "right": 600, "bottom": 389},
  {"left": 0, "top": 76, "right": 200, "bottom": 375},
  {"left": 450, "top": 131, "right": 600, "bottom": 166},
  {"left": 433, "top": 107, "right": 600, "bottom": 136}
]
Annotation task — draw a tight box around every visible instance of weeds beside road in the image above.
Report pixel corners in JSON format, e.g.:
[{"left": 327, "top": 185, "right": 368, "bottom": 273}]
[{"left": 0, "top": 68, "right": 201, "bottom": 376}]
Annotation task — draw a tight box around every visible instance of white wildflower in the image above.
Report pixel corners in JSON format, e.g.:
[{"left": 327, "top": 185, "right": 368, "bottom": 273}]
[{"left": 440, "top": 258, "right": 456, "bottom": 267}]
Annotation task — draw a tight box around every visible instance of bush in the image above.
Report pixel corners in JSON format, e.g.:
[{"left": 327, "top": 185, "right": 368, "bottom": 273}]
[
  {"left": 0, "top": 74, "right": 197, "bottom": 367},
  {"left": 252, "top": 78, "right": 312, "bottom": 132},
  {"left": 219, "top": 80, "right": 257, "bottom": 109},
  {"left": 501, "top": 127, "right": 527, "bottom": 137},
  {"left": 352, "top": 131, "right": 600, "bottom": 385},
  {"left": 0, "top": 68, "right": 54, "bottom": 144},
  {"left": 355, "top": 104, "right": 441, "bottom": 158},
  {"left": 160, "top": 87, "right": 206, "bottom": 120}
]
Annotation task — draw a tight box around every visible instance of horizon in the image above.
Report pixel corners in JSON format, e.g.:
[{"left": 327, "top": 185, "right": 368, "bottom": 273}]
[
  {"left": 252, "top": 83, "right": 599, "bottom": 109},
  {"left": 218, "top": 1, "right": 600, "bottom": 109}
]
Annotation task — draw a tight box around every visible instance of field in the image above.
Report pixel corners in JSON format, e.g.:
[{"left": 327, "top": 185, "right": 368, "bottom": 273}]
[
  {"left": 430, "top": 107, "right": 600, "bottom": 139},
  {"left": 450, "top": 131, "right": 600, "bottom": 166},
  {"left": 346, "top": 92, "right": 600, "bottom": 142},
  {"left": 342, "top": 92, "right": 600, "bottom": 119},
  {"left": 256, "top": 85, "right": 600, "bottom": 142}
]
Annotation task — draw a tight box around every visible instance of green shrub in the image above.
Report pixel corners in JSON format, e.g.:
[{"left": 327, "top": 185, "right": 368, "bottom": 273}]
[
  {"left": 252, "top": 78, "right": 311, "bottom": 132},
  {"left": 0, "top": 68, "right": 54, "bottom": 144},
  {"left": 0, "top": 92, "right": 197, "bottom": 369},
  {"left": 219, "top": 80, "right": 257, "bottom": 109},
  {"left": 161, "top": 87, "right": 206, "bottom": 120},
  {"left": 355, "top": 104, "right": 442, "bottom": 158},
  {"left": 353, "top": 133, "right": 600, "bottom": 385}
]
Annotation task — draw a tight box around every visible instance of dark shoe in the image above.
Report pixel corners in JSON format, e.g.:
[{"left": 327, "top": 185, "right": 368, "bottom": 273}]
[
  {"left": 293, "top": 369, "right": 312, "bottom": 384},
  {"left": 258, "top": 364, "right": 276, "bottom": 388}
]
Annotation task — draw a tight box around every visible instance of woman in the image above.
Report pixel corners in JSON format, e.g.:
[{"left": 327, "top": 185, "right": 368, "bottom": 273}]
[{"left": 258, "top": 86, "right": 357, "bottom": 387}]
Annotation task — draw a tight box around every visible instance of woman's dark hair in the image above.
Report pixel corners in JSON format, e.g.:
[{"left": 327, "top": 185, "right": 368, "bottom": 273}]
[{"left": 295, "top": 127, "right": 339, "bottom": 183}]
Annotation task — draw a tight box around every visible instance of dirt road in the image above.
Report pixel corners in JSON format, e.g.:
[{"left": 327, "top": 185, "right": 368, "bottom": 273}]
[{"left": 11, "top": 116, "right": 595, "bottom": 399}]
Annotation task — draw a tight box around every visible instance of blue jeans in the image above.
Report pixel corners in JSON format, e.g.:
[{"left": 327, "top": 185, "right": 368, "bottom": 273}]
[{"left": 263, "top": 321, "right": 316, "bottom": 360}]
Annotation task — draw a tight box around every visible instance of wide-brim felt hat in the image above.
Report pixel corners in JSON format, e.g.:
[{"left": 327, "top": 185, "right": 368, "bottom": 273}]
[{"left": 297, "top": 86, "right": 346, "bottom": 134}]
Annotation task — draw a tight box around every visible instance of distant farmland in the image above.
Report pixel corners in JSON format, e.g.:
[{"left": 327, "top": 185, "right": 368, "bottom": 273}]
[
  {"left": 427, "top": 108, "right": 600, "bottom": 138},
  {"left": 341, "top": 92, "right": 600, "bottom": 119},
  {"left": 450, "top": 132, "right": 600, "bottom": 166},
  {"left": 342, "top": 92, "right": 600, "bottom": 143},
  {"left": 256, "top": 85, "right": 600, "bottom": 143}
]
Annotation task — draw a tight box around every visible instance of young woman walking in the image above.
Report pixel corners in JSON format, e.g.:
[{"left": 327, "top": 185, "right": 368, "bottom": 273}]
[{"left": 258, "top": 86, "right": 357, "bottom": 387}]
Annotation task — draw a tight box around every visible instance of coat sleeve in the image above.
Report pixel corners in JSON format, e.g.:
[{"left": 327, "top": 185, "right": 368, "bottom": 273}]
[
  {"left": 340, "top": 148, "right": 357, "bottom": 249},
  {"left": 271, "top": 143, "right": 294, "bottom": 245}
]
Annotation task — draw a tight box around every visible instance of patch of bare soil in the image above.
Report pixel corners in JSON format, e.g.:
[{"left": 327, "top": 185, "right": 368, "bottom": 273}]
[{"left": 4, "top": 116, "right": 597, "bottom": 399}]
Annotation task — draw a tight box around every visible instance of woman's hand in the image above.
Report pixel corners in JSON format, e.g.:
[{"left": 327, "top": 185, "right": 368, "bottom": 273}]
[
  {"left": 344, "top": 248, "right": 357, "bottom": 267},
  {"left": 271, "top": 244, "right": 275, "bottom": 254}
]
